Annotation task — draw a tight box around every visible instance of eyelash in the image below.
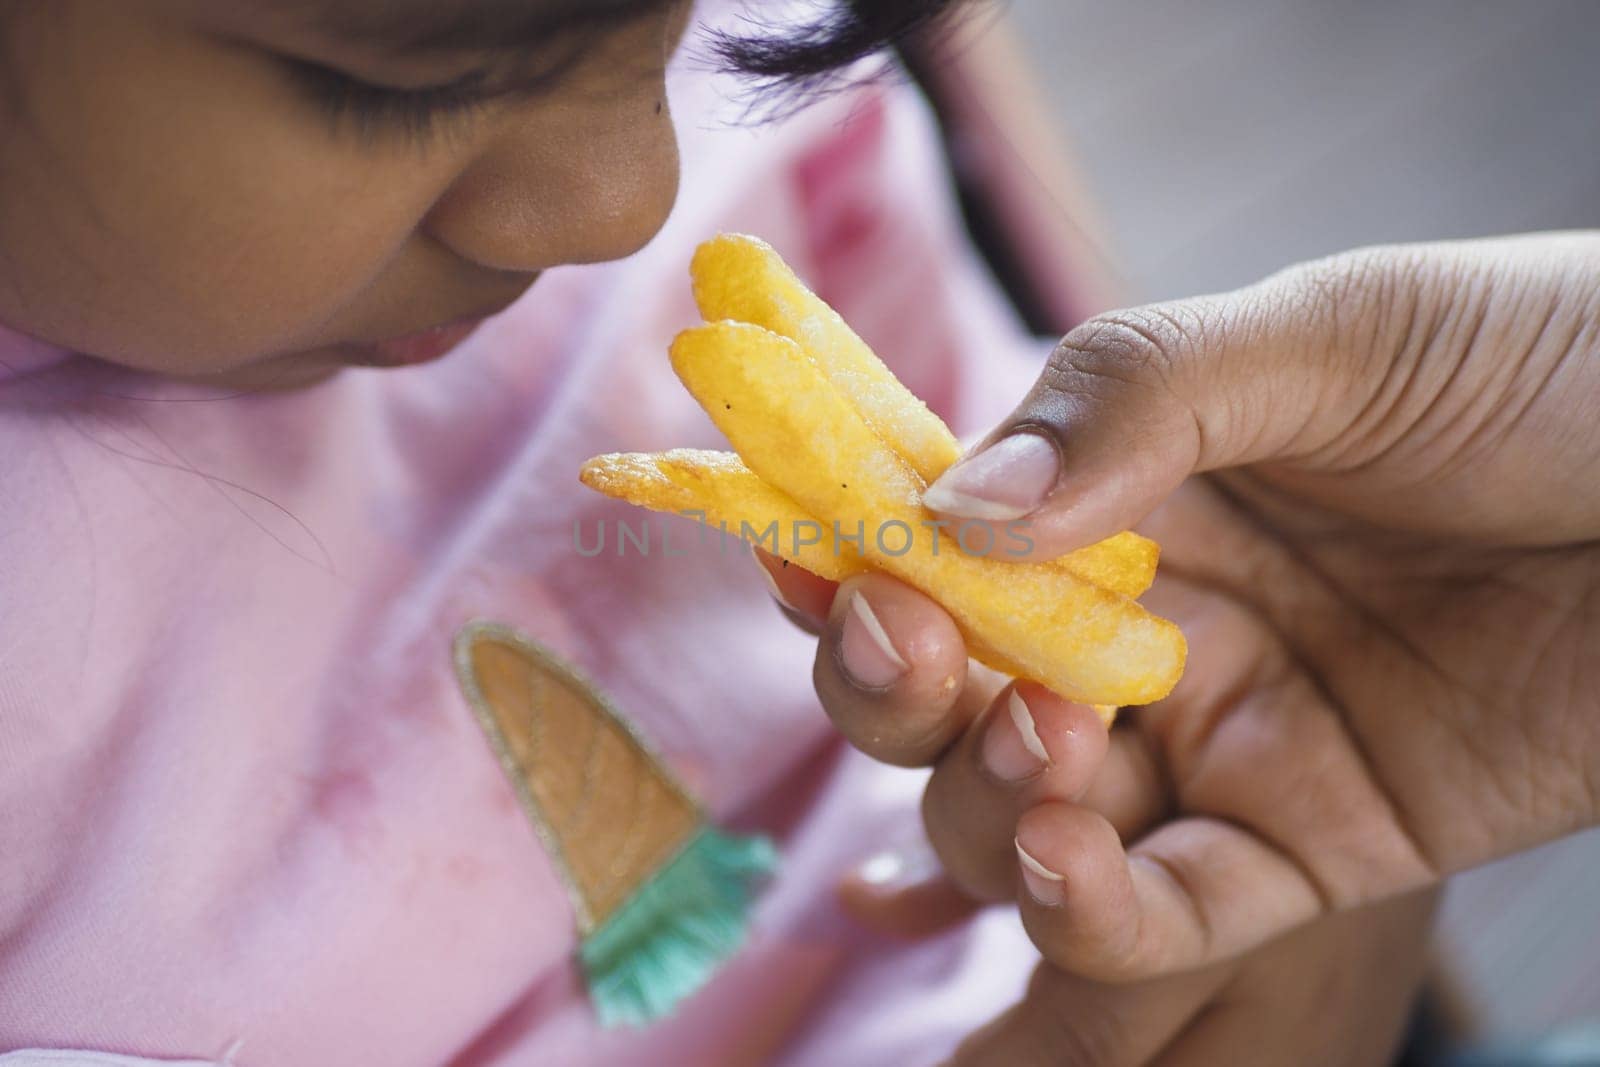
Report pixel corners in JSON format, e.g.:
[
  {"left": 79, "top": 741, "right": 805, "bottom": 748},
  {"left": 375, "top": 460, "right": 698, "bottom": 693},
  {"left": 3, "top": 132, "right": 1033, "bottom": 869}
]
[{"left": 285, "top": 59, "right": 493, "bottom": 141}]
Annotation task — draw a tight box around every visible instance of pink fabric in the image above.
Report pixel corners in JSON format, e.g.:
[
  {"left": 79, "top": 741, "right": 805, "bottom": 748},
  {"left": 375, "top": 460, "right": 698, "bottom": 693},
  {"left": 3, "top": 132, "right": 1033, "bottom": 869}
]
[{"left": 0, "top": 45, "right": 1057, "bottom": 1067}]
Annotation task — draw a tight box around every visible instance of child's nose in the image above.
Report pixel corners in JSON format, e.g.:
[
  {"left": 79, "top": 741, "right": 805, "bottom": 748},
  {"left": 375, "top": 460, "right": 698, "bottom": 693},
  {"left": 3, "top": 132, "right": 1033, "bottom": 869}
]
[{"left": 424, "top": 97, "right": 680, "bottom": 273}]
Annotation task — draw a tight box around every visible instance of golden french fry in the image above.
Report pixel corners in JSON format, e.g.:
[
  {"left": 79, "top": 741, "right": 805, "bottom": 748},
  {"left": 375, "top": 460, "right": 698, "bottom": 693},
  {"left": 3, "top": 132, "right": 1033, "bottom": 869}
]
[
  {"left": 581, "top": 449, "right": 1157, "bottom": 600},
  {"left": 692, "top": 233, "right": 962, "bottom": 482},
  {"left": 582, "top": 234, "right": 1183, "bottom": 715},
  {"left": 692, "top": 234, "right": 1159, "bottom": 598},
  {"left": 1053, "top": 530, "right": 1157, "bottom": 600},
  {"left": 669, "top": 321, "right": 1186, "bottom": 707},
  {"left": 580, "top": 449, "right": 860, "bottom": 583},
  {"left": 578, "top": 439, "right": 1147, "bottom": 712}
]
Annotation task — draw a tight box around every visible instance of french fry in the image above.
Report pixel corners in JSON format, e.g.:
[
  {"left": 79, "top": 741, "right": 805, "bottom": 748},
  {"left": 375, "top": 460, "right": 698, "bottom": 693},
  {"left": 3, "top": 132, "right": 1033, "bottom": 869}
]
[
  {"left": 580, "top": 449, "right": 858, "bottom": 582},
  {"left": 692, "top": 233, "right": 1158, "bottom": 599},
  {"left": 581, "top": 234, "right": 1185, "bottom": 714},
  {"left": 668, "top": 322, "right": 1186, "bottom": 707},
  {"left": 581, "top": 449, "right": 1158, "bottom": 600},
  {"left": 692, "top": 233, "right": 961, "bottom": 483}
]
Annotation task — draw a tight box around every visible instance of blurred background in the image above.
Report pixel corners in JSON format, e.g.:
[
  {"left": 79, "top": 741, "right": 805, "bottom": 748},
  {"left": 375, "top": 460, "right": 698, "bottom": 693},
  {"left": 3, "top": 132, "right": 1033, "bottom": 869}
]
[
  {"left": 1013, "top": 0, "right": 1600, "bottom": 301},
  {"left": 913, "top": 0, "right": 1600, "bottom": 1048}
]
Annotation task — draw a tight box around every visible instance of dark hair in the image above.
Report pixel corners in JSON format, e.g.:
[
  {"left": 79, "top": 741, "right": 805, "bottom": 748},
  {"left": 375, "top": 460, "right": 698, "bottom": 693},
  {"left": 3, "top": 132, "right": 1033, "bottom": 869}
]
[
  {"left": 711, "top": 1, "right": 966, "bottom": 84},
  {"left": 701, "top": 0, "right": 970, "bottom": 118},
  {"left": 295, "top": 1, "right": 971, "bottom": 103}
]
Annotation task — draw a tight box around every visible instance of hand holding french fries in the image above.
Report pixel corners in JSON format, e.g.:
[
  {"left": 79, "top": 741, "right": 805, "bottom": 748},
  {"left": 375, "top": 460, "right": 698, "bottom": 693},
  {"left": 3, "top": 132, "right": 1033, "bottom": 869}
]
[
  {"left": 582, "top": 234, "right": 1185, "bottom": 712},
  {"left": 584, "top": 231, "right": 1600, "bottom": 1061}
]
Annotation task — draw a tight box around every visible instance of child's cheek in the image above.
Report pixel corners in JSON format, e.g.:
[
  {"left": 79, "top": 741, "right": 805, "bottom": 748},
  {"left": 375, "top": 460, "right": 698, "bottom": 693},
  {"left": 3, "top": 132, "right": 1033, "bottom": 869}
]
[{"left": 0, "top": 0, "right": 463, "bottom": 372}]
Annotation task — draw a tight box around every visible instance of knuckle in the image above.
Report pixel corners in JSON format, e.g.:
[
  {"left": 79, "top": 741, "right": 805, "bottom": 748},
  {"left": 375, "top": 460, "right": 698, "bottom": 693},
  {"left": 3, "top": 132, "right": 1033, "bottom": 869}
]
[
  {"left": 1266, "top": 244, "right": 1474, "bottom": 466},
  {"left": 1047, "top": 308, "right": 1193, "bottom": 398},
  {"left": 1276, "top": 244, "right": 1439, "bottom": 359},
  {"left": 1283, "top": 246, "right": 1392, "bottom": 316},
  {"left": 1031, "top": 306, "right": 1217, "bottom": 447}
]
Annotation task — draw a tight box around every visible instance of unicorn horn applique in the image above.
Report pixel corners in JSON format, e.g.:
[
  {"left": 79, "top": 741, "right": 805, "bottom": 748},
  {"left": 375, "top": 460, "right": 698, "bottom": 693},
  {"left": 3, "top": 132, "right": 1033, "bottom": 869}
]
[{"left": 452, "top": 620, "right": 777, "bottom": 1028}]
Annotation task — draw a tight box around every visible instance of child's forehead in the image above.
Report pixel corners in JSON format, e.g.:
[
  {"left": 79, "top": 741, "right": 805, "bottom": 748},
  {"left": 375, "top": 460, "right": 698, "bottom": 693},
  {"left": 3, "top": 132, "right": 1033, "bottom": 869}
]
[{"left": 260, "top": 0, "right": 673, "bottom": 54}]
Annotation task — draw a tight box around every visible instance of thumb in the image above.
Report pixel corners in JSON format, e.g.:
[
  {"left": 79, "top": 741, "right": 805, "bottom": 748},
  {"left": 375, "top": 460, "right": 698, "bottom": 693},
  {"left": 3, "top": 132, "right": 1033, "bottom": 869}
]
[{"left": 923, "top": 250, "right": 1399, "bottom": 557}]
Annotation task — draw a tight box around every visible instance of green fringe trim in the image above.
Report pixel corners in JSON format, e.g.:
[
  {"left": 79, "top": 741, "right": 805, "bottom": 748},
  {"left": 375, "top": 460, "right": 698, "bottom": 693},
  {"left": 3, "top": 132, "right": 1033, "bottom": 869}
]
[{"left": 579, "top": 826, "right": 778, "bottom": 1028}]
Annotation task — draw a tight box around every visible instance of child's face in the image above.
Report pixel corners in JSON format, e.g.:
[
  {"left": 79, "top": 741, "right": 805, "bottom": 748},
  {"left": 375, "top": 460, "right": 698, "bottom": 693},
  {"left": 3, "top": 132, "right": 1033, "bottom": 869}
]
[{"left": 0, "top": 1, "right": 689, "bottom": 385}]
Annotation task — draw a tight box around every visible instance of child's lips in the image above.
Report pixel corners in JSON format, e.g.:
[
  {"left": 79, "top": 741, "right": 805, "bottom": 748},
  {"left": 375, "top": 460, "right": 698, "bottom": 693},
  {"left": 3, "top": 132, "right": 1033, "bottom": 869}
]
[
  {"left": 359, "top": 316, "right": 487, "bottom": 367},
  {"left": 341, "top": 274, "right": 536, "bottom": 368}
]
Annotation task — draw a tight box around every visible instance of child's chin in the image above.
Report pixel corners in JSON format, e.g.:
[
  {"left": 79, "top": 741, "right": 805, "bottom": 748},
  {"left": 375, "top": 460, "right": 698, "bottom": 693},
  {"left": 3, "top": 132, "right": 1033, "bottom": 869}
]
[
  {"left": 144, "top": 317, "right": 487, "bottom": 391},
  {"left": 155, "top": 351, "right": 347, "bottom": 392}
]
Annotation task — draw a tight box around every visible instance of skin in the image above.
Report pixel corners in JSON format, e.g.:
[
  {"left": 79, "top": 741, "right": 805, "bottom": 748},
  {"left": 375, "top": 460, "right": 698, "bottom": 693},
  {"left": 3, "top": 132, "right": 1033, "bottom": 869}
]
[
  {"left": 0, "top": 0, "right": 686, "bottom": 387},
  {"left": 776, "top": 564, "right": 1438, "bottom": 1066},
  {"left": 777, "top": 233, "right": 1600, "bottom": 1060},
  {"left": 942, "top": 891, "right": 1438, "bottom": 1067},
  {"left": 0, "top": 1, "right": 1480, "bottom": 1058}
]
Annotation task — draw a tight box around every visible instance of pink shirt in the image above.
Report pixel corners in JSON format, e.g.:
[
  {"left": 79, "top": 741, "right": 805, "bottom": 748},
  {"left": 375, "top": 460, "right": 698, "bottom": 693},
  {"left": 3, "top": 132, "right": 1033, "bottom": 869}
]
[{"left": 0, "top": 46, "right": 1055, "bottom": 1067}]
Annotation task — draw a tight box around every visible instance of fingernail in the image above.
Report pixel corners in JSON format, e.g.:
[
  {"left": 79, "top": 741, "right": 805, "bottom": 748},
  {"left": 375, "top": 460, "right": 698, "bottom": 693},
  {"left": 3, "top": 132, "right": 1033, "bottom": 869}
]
[
  {"left": 752, "top": 548, "right": 796, "bottom": 612},
  {"left": 839, "top": 591, "right": 909, "bottom": 689},
  {"left": 922, "top": 433, "right": 1059, "bottom": 521},
  {"left": 981, "top": 689, "right": 1051, "bottom": 782},
  {"left": 1015, "top": 839, "right": 1066, "bottom": 907}
]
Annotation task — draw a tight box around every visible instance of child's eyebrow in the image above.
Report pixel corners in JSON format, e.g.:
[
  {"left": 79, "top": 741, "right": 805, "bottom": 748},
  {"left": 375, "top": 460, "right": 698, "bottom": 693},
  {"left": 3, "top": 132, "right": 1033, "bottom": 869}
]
[{"left": 277, "top": 0, "right": 668, "bottom": 54}]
